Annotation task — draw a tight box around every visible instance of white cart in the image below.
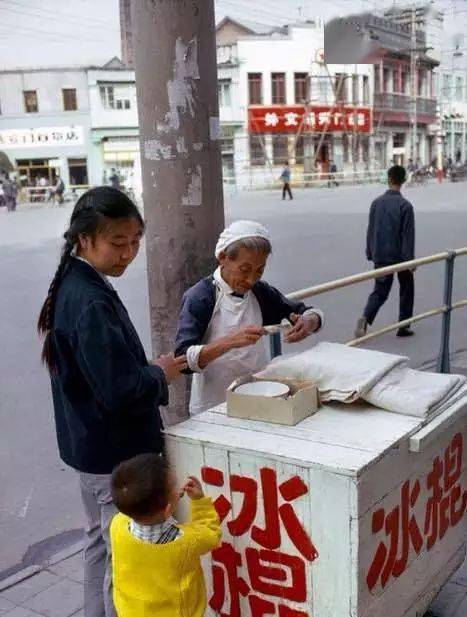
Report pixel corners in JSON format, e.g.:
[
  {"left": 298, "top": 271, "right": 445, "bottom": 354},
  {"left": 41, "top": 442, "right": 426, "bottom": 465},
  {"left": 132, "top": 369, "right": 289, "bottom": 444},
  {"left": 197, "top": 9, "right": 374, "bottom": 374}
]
[{"left": 166, "top": 398, "right": 467, "bottom": 617}]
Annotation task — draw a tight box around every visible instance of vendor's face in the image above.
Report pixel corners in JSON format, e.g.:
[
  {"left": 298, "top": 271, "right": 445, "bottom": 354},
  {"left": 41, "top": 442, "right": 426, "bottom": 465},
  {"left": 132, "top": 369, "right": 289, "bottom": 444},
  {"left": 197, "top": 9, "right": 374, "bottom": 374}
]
[
  {"left": 219, "top": 247, "right": 269, "bottom": 294},
  {"left": 78, "top": 218, "right": 143, "bottom": 277}
]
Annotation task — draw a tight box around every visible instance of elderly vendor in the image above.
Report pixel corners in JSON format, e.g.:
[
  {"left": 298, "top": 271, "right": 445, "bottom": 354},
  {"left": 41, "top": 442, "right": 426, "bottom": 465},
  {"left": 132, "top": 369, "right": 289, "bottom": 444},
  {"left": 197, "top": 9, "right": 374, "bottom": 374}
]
[{"left": 174, "top": 220, "right": 324, "bottom": 415}]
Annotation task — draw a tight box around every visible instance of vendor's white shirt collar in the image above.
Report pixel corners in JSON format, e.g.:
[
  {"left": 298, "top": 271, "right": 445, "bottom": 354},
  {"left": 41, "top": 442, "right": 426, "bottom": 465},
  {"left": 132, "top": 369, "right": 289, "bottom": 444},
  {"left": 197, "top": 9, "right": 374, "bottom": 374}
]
[{"left": 213, "top": 266, "right": 249, "bottom": 297}]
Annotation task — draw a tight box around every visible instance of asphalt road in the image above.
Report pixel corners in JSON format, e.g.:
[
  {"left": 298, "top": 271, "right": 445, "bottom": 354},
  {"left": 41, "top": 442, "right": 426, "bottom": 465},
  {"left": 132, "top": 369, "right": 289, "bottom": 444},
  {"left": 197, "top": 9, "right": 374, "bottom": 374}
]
[{"left": 1, "top": 180, "right": 466, "bottom": 577}]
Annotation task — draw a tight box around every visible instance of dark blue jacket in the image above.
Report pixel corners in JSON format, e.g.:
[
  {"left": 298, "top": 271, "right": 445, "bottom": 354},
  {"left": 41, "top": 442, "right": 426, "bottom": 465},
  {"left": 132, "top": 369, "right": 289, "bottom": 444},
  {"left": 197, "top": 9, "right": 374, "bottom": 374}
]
[
  {"left": 366, "top": 189, "right": 415, "bottom": 265},
  {"left": 174, "top": 276, "right": 311, "bottom": 371},
  {"left": 50, "top": 258, "right": 167, "bottom": 474}
]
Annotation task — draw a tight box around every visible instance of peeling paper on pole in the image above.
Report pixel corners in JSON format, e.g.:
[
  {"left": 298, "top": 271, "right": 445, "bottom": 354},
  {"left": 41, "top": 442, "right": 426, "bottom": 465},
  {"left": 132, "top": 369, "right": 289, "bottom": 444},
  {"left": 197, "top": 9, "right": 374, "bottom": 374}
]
[
  {"left": 159, "top": 37, "right": 199, "bottom": 133},
  {"left": 144, "top": 139, "right": 174, "bottom": 161},
  {"left": 182, "top": 165, "right": 202, "bottom": 207}
]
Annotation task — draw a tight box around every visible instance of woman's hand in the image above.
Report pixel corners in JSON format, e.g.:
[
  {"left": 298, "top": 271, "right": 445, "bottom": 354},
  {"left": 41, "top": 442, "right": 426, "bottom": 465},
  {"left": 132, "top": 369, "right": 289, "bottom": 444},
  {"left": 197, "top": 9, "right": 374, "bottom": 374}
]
[{"left": 152, "top": 354, "right": 187, "bottom": 383}]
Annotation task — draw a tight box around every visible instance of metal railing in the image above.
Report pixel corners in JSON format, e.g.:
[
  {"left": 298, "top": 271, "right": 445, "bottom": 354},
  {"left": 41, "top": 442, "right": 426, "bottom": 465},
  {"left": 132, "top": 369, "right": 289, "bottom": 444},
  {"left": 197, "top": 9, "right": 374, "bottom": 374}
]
[
  {"left": 374, "top": 93, "right": 436, "bottom": 115},
  {"left": 270, "top": 248, "right": 467, "bottom": 374},
  {"left": 18, "top": 185, "right": 90, "bottom": 203},
  {"left": 224, "top": 169, "right": 387, "bottom": 191}
]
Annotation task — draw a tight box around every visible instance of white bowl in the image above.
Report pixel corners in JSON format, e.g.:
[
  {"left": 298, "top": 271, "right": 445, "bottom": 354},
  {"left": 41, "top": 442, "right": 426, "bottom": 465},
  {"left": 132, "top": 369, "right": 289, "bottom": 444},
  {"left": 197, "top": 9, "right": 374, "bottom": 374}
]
[{"left": 234, "top": 381, "right": 290, "bottom": 398}]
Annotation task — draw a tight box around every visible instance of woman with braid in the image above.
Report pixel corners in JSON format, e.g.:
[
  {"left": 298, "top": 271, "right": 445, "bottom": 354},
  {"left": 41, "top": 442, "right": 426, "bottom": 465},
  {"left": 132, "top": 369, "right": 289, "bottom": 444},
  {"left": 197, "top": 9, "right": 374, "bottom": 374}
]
[{"left": 37, "top": 186, "right": 187, "bottom": 617}]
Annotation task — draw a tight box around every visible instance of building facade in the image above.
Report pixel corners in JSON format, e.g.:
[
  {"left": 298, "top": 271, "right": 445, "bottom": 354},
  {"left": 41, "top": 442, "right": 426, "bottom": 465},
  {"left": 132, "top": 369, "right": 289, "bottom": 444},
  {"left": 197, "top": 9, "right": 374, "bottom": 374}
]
[
  {"left": 0, "top": 67, "right": 91, "bottom": 187},
  {"left": 437, "top": 63, "right": 467, "bottom": 163},
  {"left": 86, "top": 57, "right": 139, "bottom": 189},
  {"left": 216, "top": 18, "right": 374, "bottom": 189},
  {"left": 0, "top": 59, "right": 141, "bottom": 194}
]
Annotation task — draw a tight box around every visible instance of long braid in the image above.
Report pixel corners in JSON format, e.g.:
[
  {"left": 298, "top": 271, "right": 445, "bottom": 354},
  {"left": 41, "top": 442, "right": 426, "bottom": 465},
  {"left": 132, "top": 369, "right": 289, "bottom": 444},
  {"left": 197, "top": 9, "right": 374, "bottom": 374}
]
[{"left": 37, "top": 234, "right": 75, "bottom": 371}]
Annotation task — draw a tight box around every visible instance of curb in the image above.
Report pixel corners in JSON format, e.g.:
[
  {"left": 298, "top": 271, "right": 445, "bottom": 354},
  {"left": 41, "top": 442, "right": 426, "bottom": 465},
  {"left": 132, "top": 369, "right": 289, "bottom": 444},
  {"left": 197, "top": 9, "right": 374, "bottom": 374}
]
[{"left": 0, "top": 541, "right": 83, "bottom": 593}]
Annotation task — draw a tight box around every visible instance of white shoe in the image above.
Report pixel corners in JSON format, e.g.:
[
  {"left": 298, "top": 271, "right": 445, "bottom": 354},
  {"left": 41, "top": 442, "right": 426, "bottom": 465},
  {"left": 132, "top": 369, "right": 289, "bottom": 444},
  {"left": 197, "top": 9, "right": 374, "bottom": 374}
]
[{"left": 354, "top": 316, "right": 368, "bottom": 338}]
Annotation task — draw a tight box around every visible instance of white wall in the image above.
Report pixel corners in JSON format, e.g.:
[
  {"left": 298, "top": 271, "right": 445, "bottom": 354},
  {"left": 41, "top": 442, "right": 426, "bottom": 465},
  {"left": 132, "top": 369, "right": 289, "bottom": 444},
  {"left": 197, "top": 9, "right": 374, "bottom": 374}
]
[
  {"left": 87, "top": 69, "right": 138, "bottom": 129},
  {"left": 0, "top": 69, "right": 89, "bottom": 117},
  {"left": 0, "top": 69, "right": 92, "bottom": 185}
]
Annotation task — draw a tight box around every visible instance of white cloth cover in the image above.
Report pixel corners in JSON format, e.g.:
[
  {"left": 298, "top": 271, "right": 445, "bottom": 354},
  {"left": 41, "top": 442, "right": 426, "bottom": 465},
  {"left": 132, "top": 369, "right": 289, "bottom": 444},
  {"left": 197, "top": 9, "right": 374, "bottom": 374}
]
[
  {"left": 215, "top": 220, "right": 271, "bottom": 258},
  {"left": 364, "top": 366, "right": 466, "bottom": 418},
  {"left": 256, "top": 342, "right": 407, "bottom": 403},
  {"left": 256, "top": 341, "right": 467, "bottom": 418}
]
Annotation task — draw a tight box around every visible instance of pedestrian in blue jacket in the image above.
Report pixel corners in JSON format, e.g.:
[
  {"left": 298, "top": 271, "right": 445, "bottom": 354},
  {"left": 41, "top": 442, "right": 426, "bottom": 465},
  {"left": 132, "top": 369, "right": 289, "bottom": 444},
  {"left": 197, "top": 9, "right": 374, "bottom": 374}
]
[
  {"left": 355, "top": 165, "right": 415, "bottom": 339},
  {"left": 37, "top": 186, "right": 186, "bottom": 617}
]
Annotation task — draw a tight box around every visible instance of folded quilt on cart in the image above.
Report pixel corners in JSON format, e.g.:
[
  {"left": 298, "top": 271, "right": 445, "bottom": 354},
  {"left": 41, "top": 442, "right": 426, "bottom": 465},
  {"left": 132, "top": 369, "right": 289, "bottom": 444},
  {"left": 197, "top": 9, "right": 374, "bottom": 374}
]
[{"left": 256, "top": 342, "right": 466, "bottom": 418}]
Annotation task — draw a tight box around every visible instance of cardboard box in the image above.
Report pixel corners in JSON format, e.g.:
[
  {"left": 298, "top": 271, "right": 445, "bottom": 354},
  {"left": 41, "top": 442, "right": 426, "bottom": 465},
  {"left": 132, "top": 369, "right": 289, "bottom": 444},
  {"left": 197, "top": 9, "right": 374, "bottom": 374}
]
[{"left": 226, "top": 374, "right": 319, "bottom": 426}]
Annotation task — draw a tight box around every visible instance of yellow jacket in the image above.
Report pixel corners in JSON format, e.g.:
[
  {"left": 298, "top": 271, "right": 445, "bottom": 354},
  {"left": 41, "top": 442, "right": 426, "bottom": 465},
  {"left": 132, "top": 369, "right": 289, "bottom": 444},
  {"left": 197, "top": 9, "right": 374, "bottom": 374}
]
[{"left": 110, "top": 497, "right": 221, "bottom": 617}]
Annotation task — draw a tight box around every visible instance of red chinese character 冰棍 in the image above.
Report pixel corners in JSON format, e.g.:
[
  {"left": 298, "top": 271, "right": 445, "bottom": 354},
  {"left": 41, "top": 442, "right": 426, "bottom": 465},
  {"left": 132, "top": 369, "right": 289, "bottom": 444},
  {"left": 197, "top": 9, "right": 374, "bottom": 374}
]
[
  {"left": 202, "top": 466, "right": 317, "bottom": 615},
  {"left": 366, "top": 479, "right": 423, "bottom": 590},
  {"left": 210, "top": 542, "right": 249, "bottom": 617},
  {"left": 424, "top": 433, "right": 467, "bottom": 550}
]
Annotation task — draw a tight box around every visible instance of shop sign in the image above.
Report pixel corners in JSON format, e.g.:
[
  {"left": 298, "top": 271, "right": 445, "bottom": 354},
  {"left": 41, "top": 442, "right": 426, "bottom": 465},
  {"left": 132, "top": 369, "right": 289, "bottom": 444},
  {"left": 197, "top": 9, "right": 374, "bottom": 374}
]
[
  {"left": 249, "top": 105, "right": 371, "bottom": 133},
  {"left": 0, "top": 126, "right": 84, "bottom": 149}
]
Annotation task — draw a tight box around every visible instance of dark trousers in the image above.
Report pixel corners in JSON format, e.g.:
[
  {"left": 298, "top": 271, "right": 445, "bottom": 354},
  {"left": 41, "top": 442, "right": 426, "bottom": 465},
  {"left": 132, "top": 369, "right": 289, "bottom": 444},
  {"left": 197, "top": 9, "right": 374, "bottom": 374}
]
[
  {"left": 364, "top": 264, "right": 414, "bottom": 326},
  {"left": 282, "top": 182, "right": 293, "bottom": 199}
]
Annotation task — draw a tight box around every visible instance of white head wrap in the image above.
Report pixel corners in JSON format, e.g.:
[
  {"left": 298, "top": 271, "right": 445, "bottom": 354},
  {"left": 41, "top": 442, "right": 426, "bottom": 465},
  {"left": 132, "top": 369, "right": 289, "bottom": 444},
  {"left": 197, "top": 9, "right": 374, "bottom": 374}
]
[{"left": 215, "top": 220, "right": 271, "bottom": 258}]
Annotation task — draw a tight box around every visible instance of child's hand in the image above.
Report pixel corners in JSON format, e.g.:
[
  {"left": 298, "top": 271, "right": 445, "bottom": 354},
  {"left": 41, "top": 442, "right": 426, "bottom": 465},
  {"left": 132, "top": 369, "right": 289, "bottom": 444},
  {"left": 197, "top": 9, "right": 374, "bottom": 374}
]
[{"left": 182, "top": 476, "right": 204, "bottom": 500}]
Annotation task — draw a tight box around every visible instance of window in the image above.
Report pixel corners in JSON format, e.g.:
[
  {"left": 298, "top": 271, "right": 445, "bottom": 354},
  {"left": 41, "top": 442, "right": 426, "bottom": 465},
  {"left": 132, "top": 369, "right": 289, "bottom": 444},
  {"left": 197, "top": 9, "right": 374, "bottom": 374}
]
[
  {"left": 68, "top": 158, "right": 88, "bottom": 185},
  {"left": 248, "top": 73, "right": 262, "bottom": 105},
  {"left": 362, "top": 75, "right": 369, "bottom": 104},
  {"left": 272, "top": 135, "right": 288, "bottom": 165},
  {"left": 456, "top": 76, "right": 463, "bottom": 102},
  {"left": 383, "top": 68, "right": 390, "bottom": 93},
  {"left": 217, "top": 79, "right": 231, "bottom": 107},
  {"left": 374, "top": 65, "right": 381, "bottom": 94},
  {"left": 249, "top": 135, "right": 265, "bottom": 166},
  {"left": 443, "top": 74, "right": 452, "bottom": 97},
  {"left": 392, "top": 69, "right": 399, "bottom": 93},
  {"left": 23, "top": 90, "right": 38, "bottom": 113},
  {"left": 99, "top": 84, "right": 131, "bottom": 110},
  {"left": 295, "top": 136, "right": 304, "bottom": 163},
  {"left": 294, "top": 73, "right": 308, "bottom": 103},
  {"left": 393, "top": 133, "right": 405, "bottom": 148},
  {"left": 62, "top": 88, "right": 77, "bottom": 111},
  {"left": 401, "top": 72, "right": 409, "bottom": 95},
  {"left": 334, "top": 73, "right": 347, "bottom": 103},
  {"left": 352, "top": 74, "right": 359, "bottom": 104},
  {"left": 417, "top": 70, "right": 424, "bottom": 96},
  {"left": 271, "top": 73, "right": 286, "bottom": 105}
]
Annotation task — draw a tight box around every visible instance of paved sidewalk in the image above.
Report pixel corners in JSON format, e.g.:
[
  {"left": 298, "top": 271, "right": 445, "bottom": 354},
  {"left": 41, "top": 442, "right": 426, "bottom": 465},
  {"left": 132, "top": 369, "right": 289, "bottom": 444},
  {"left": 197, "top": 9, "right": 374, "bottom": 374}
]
[{"left": 0, "top": 540, "right": 465, "bottom": 616}]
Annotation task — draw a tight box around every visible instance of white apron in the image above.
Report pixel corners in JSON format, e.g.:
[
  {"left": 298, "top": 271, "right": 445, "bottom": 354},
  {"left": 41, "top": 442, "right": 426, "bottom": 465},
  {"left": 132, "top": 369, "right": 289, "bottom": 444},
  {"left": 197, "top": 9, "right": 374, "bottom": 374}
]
[{"left": 189, "top": 283, "right": 269, "bottom": 416}]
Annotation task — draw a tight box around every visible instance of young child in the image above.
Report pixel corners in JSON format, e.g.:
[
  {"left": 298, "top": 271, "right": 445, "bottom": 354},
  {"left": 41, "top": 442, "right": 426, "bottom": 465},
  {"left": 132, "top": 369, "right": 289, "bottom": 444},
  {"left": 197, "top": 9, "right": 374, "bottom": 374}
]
[{"left": 110, "top": 453, "right": 221, "bottom": 617}]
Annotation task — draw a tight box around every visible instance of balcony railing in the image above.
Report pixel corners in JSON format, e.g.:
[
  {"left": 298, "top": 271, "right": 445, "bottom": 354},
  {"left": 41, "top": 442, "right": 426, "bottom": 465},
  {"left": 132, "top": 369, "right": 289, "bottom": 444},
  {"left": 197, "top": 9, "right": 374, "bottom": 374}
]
[{"left": 374, "top": 93, "right": 436, "bottom": 115}]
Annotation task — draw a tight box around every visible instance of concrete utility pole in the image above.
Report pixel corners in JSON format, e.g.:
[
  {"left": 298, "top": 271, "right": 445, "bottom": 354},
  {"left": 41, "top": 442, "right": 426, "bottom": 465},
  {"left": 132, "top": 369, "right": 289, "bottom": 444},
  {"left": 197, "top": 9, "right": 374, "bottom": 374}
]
[{"left": 131, "top": 0, "right": 225, "bottom": 424}]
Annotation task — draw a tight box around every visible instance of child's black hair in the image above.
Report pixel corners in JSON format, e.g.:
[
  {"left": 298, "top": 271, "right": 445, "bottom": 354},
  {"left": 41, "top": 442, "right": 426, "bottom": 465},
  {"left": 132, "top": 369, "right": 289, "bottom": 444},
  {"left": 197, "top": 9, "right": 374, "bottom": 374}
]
[
  {"left": 37, "top": 186, "right": 144, "bottom": 372},
  {"left": 111, "top": 453, "right": 172, "bottom": 519}
]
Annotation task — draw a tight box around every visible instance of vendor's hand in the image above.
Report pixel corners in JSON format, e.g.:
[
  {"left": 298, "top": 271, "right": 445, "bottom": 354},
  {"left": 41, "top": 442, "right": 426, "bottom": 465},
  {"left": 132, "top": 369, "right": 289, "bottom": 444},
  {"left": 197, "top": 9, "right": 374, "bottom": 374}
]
[
  {"left": 181, "top": 476, "right": 204, "bottom": 500},
  {"left": 152, "top": 354, "right": 187, "bottom": 384},
  {"left": 284, "top": 313, "right": 319, "bottom": 343},
  {"left": 227, "top": 326, "right": 265, "bottom": 350}
]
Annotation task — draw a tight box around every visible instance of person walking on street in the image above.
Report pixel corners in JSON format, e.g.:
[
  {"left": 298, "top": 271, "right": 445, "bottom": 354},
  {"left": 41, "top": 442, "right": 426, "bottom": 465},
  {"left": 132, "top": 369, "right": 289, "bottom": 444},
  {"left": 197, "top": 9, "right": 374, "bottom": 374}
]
[
  {"left": 109, "top": 168, "right": 121, "bottom": 190},
  {"left": 3, "top": 173, "right": 17, "bottom": 212},
  {"left": 327, "top": 160, "right": 339, "bottom": 187},
  {"left": 52, "top": 175, "right": 65, "bottom": 205},
  {"left": 37, "top": 186, "right": 187, "bottom": 617},
  {"left": 355, "top": 165, "right": 415, "bottom": 339},
  {"left": 280, "top": 162, "right": 293, "bottom": 200}
]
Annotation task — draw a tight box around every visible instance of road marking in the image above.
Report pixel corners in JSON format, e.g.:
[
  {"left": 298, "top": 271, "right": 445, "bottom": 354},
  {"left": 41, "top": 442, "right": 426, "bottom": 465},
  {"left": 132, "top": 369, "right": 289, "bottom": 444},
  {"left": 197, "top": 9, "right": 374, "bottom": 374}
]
[{"left": 18, "top": 486, "right": 34, "bottom": 518}]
